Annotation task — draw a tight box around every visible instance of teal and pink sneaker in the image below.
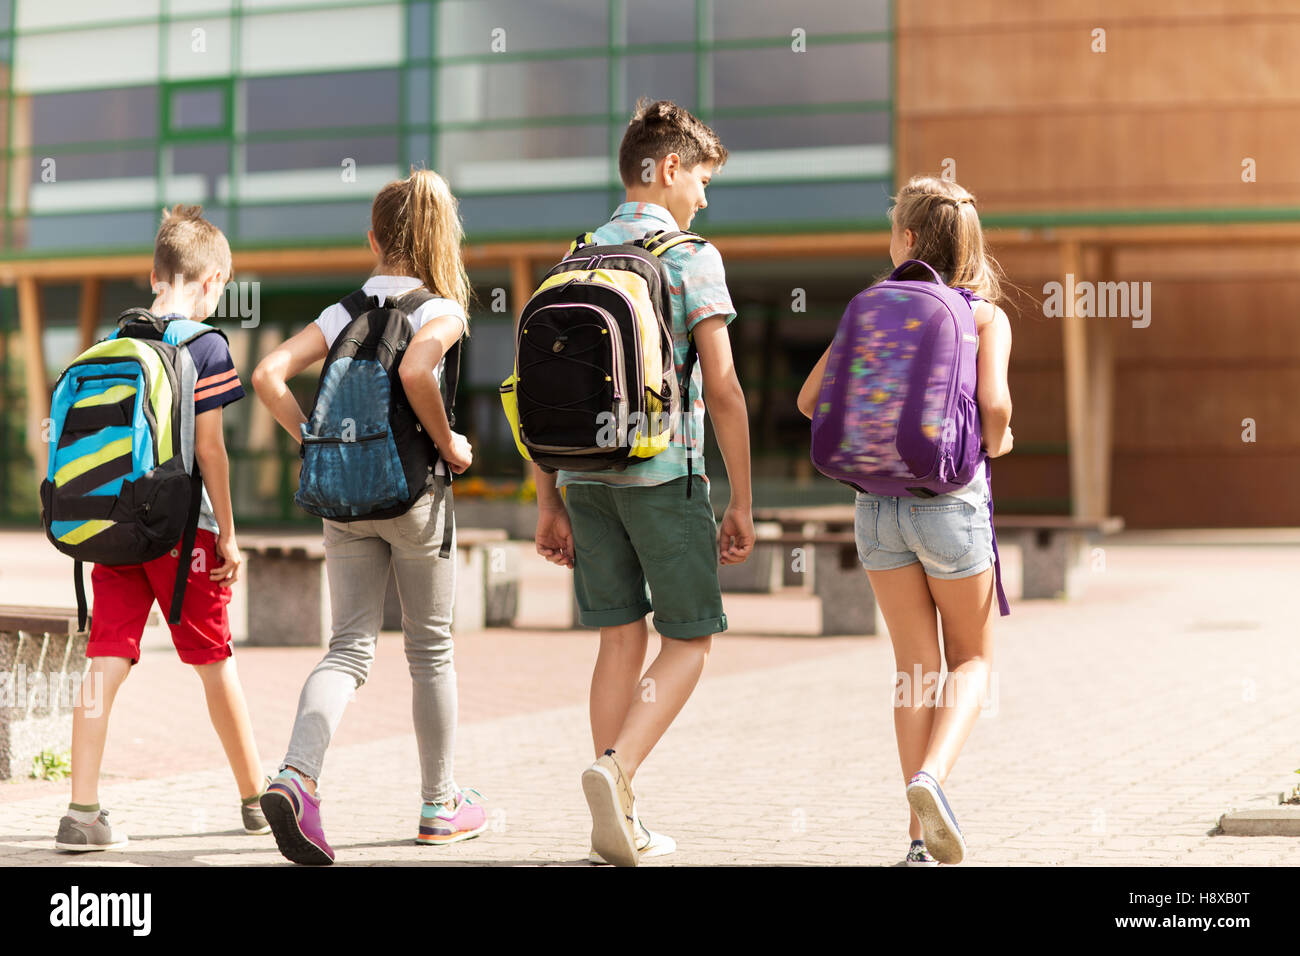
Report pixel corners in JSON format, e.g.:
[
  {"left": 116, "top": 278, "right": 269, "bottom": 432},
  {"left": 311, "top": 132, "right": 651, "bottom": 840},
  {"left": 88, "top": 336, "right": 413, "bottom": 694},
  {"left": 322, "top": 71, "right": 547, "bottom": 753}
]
[
  {"left": 260, "top": 771, "right": 335, "bottom": 866},
  {"left": 416, "top": 788, "right": 487, "bottom": 846}
]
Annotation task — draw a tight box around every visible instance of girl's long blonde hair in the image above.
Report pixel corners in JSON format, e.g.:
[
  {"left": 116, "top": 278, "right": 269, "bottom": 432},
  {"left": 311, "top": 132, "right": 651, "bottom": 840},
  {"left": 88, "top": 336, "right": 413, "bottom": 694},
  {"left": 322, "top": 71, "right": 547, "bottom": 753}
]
[
  {"left": 889, "top": 175, "right": 1004, "bottom": 304},
  {"left": 371, "top": 167, "right": 471, "bottom": 317}
]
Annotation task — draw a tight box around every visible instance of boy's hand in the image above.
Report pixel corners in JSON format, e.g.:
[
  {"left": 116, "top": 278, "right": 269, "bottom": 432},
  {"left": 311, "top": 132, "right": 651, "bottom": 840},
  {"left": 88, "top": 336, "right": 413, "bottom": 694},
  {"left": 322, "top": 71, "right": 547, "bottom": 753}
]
[
  {"left": 440, "top": 431, "right": 473, "bottom": 473},
  {"left": 536, "top": 505, "right": 575, "bottom": 569},
  {"left": 211, "top": 531, "right": 241, "bottom": 587},
  {"left": 718, "top": 504, "right": 754, "bottom": 566}
]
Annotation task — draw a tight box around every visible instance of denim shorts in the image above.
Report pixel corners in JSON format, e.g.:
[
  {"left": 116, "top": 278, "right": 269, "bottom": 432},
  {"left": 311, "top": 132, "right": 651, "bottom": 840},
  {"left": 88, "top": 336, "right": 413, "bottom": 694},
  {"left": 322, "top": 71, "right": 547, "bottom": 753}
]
[{"left": 854, "top": 485, "right": 995, "bottom": 580}]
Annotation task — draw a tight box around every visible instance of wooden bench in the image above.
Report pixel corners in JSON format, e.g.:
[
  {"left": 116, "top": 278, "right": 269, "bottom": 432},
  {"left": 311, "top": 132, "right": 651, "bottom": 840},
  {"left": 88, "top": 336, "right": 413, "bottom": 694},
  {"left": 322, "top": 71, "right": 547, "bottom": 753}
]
[
  {"left": 753, "top": 505, "right": 1124, "bottom": 601},
  {"left": 0, "top": 605, "right": 87, "bottom": 780},
  {"left": 242, "top": 528, "right": 515, "bottom": 648}
]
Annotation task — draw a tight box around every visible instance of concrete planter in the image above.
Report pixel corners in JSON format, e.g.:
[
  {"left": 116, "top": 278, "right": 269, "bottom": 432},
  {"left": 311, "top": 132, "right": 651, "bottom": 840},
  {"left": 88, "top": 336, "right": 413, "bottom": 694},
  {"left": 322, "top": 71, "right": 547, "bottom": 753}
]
[{"left": 0, "top": 630, "right": 88, "bottom": 780}]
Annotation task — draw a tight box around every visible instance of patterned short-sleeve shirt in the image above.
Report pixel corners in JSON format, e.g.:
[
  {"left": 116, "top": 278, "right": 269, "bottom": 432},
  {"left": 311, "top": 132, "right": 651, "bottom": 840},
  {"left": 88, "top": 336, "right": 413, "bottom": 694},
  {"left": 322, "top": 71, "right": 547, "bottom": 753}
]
[{"left": 556, "top": 202, "right": 737, "bottom": 489}]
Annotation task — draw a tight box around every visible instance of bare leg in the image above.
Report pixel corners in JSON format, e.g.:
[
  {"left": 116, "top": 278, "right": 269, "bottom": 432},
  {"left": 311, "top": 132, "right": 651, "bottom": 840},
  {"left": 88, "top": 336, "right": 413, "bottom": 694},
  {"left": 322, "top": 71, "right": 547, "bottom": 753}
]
[
  {"left": 590, "top": 620, "right": 650, "bottom": 757},
  {"left": 193, "top": 656, "right": 264, "bottom": 800},
  {"left": 608, "top": 634, "right": 711, "bottom": 780},
  {"left": 868, "top": 563, "right": 942, "bottom": 842},
  {"left": 70, "top": 657, "right": 132, "bottom": 806},
  {"left": 919, "top": 567, "right": 997, "bottom": 783}
]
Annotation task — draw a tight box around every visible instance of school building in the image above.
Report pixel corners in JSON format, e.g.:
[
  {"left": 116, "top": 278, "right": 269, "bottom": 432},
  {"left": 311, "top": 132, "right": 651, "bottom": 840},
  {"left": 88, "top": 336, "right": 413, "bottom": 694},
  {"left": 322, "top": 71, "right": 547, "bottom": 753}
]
[{"left": 0, "top": 0, "right": 1293, "bottom": 528}]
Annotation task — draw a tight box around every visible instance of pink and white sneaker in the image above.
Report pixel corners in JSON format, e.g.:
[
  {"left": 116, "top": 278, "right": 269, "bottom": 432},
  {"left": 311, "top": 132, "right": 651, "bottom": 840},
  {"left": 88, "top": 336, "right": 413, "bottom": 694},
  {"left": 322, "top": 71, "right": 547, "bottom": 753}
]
[{"left": 416, "top": 788, "right": 487, "bottom": 846}]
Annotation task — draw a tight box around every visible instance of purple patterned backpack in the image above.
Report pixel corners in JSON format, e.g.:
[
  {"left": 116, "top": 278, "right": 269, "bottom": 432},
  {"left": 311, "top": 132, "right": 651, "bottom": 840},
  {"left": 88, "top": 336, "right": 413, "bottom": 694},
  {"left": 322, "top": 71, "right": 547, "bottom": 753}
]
[{"left": 811, "top": 258, "right": 1010, "bottom": 615}]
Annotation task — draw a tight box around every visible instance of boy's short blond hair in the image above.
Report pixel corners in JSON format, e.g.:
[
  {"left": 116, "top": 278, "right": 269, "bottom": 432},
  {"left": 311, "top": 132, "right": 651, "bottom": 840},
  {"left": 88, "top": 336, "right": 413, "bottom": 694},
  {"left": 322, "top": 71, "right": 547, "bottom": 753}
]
[
  {"left": 153, "top": 204, "right": 231, "bottom": 287},
  {"left": 617, "top": 98, "right": 728, "bottom": 187}
]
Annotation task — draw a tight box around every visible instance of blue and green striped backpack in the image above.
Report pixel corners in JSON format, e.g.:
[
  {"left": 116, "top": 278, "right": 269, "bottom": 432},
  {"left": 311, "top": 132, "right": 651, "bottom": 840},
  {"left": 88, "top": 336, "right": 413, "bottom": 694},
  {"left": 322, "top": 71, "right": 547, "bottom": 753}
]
[{"left": 39, "top": 309, "right": 227, "bottom": 631}]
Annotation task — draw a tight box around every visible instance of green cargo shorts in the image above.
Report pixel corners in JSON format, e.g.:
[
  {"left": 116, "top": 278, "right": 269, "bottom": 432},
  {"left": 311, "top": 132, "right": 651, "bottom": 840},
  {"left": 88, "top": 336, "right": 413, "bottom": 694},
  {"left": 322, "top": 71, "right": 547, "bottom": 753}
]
[{"left": 564, "top": 475, "right": 727, "bottom": 639}]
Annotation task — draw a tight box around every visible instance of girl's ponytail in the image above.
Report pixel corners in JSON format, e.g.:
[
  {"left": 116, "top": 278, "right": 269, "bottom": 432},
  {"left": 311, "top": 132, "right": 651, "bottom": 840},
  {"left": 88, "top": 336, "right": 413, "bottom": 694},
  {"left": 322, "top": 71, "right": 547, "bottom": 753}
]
[
  {"left": 371, "top": 167, "right": 472, "bottom": 319},
  {"left": 890, "top": 175, "right": 1004, "bottom": 305}
]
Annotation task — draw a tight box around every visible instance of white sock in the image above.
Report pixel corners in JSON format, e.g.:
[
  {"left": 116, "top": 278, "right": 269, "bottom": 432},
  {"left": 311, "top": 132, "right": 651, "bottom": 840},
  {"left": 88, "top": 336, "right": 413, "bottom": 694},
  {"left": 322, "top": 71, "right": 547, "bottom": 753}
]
[{"left": 68, "top": 805, "right": 100, "bottom": 825}]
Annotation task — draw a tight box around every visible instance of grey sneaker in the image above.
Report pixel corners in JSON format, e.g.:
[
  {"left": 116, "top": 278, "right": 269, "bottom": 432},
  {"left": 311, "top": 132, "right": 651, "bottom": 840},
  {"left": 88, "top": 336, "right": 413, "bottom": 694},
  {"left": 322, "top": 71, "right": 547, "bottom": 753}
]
[
  {"left": 242, "top": 776, "right": 272, "bottom": 835},
  {"left": 55, "top": 809, "right": 129, "bottom": 852}
]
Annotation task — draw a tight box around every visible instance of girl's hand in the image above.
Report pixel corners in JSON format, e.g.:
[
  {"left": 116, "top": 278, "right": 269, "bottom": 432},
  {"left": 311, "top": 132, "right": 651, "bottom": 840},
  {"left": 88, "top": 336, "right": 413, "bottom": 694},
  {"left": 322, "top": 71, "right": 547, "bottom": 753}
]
[
  {"left": 987, "top": 427, "right": 1014, "bottom": 458},
  {"left": 440, "top": 431, "right": 473, "bottom": 473}
]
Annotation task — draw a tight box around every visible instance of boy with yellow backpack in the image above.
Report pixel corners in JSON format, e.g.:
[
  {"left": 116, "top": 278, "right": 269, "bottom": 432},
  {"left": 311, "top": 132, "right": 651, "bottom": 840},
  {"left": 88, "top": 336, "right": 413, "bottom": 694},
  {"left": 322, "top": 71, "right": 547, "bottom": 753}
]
[{"left": 502, "top": 99, "right": 755, "bottom": 866}]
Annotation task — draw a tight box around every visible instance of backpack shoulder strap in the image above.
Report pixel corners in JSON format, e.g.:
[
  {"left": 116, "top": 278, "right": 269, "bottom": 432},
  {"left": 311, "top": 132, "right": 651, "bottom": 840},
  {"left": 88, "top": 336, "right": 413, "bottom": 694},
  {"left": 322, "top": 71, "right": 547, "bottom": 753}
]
[
  {"left": 340, "top": 290, "right": 376, "bottom": 321},
  {"left": 642, "top": 230, "right": 707, "bottom": 257},
  {"left": 113, "top": 308, "right": 168, "bottom": 339},
  {"left": 566, "top": 232, "right": 596, "bottom": 257},
  {"left": 163, "top": 318, "right": 228, "bottom": 349},
  {"left": 390, "top": 288, "right": 435, "bottom": 316}
]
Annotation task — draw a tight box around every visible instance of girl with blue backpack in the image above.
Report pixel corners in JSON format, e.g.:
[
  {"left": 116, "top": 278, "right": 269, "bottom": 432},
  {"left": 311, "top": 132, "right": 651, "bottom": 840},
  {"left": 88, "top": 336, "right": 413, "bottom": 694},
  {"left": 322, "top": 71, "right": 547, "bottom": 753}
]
[
  {"left": 250, "top": 168, "right": 483, "bottom": 864},
  {"left": 797, "top": 175, "right": 1014, "bottom": 866}
]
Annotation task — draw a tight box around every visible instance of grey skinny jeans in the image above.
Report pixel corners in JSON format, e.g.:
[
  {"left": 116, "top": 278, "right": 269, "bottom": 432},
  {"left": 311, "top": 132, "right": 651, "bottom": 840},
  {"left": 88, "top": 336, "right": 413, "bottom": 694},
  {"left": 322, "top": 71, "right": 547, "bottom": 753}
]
[{"left": 281, "top": 482, "right": 458, "bottom": 804}]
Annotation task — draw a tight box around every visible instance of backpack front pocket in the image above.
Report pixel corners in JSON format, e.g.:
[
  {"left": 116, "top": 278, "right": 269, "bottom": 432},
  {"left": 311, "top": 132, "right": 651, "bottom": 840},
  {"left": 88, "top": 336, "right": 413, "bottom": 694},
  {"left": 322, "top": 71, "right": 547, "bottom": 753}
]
[{"left": 296, "top": 428, "right": 409, "bottom": 518}]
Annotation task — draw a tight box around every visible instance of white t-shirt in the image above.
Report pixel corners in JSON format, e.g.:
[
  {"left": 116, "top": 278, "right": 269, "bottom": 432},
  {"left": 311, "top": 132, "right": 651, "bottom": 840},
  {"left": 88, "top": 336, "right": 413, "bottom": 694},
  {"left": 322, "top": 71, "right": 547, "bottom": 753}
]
[{"left": 313, "top": 275, "right": 467, "bottom": 477}]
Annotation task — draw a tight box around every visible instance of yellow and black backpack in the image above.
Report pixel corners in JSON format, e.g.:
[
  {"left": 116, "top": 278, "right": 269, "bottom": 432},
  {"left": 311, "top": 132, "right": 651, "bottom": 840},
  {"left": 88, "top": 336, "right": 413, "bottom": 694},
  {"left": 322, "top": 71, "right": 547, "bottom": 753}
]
[{"left": 500, "top": 229, "right": 705, "bottom": 476}]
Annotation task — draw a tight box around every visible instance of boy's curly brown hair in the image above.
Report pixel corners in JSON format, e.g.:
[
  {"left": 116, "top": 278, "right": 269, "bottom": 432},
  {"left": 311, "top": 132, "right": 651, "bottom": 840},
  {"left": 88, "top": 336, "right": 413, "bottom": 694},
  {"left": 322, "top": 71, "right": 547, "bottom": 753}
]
[{"left": 617, "top": 98, "right": 728, "bottom": 187}]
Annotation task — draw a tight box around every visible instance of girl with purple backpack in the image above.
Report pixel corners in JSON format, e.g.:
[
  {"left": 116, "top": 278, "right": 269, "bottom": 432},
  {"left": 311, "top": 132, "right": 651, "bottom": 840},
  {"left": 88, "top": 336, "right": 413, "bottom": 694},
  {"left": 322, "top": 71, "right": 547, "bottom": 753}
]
[{"left": 797, "top": 175, "right": 1014, "bottom": 866}]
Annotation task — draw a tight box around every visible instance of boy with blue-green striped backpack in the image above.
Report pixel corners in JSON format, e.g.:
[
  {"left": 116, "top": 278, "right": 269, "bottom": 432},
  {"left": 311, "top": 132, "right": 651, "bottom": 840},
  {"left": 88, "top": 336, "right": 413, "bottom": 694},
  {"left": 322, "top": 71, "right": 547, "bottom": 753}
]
[{"left": 42, "top": 205, "right": 269, "bottom": 852}]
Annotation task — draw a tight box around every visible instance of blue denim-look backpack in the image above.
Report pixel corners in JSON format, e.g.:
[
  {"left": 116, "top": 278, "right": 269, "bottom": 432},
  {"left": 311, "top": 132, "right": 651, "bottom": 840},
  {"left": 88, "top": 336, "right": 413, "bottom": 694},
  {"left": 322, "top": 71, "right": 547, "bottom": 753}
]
[{"left": 295, "top": 289, "right": 462, "bottom": 554}]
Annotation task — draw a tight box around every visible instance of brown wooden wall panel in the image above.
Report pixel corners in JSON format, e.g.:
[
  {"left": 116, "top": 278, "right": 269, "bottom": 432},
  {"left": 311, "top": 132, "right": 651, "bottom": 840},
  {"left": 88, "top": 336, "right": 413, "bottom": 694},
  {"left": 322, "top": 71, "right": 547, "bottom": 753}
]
[
  {"left": 900, "top": 109, "right": 1293, "bottom": 210},
  {"left": 1003, "top": 367, "right": 1065, "bottom": 441},
  {"left": 898, "top": 20, "right": 1300, "bottom": 112},
  {"left": 991, "top": 453, "right": 1071, "bottom": 506},
  {"left": 1111, "top": 454, "right": 1300, "bottom": 527},
  {"left": 1112, "top": 367, "right": 1299, "bottom": 449},
  {"left": 898, "top": 0, "right": 1300, "bottom": 31},
  {"left": 1117, "top": 246, "right": 1300, "bottom": 277}
]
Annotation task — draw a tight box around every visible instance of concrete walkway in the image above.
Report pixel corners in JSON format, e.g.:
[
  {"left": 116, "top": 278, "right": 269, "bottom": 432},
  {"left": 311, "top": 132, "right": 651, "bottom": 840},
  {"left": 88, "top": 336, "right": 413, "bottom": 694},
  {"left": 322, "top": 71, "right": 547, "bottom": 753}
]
[{"left": 1, "top": 529, "right": 1298, "bottom": 866}]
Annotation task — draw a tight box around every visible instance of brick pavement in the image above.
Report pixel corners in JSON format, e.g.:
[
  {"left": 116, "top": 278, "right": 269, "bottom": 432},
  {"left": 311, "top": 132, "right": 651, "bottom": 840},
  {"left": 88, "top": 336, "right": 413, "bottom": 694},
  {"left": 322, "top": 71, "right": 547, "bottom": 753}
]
[{"left": 1, "top": 534, "right": 1299, "bottom": 866}]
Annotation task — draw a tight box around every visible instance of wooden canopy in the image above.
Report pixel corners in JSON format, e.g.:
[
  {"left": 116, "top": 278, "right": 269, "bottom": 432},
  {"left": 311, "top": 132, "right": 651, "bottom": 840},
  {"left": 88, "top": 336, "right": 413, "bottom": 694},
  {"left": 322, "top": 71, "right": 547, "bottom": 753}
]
[{"left": 10, "top": 220, "right": 1300, "bottom": 519}]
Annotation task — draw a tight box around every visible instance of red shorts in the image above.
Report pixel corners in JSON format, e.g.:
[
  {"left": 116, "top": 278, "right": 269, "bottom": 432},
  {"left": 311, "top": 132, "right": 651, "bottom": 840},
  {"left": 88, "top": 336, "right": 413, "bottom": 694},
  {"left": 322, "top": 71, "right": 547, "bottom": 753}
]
[{"left": 87, "top": 528, "right": 233, "bottom": 666}]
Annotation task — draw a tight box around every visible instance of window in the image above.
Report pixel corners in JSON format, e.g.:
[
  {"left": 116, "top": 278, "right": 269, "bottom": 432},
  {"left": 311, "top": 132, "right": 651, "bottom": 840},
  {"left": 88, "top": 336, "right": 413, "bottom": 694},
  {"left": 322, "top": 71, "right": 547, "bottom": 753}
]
[
  {"left": 626, "top": 0, "right": 695, "bottom": 45},
  {"left": 438, "top": 58, "right": 607, "bottom": 123},
  {"left": 436, "top": 0, "right": 608, "bottom": 56},
  {"left": 236, "top": 135, "right": 399, "bottom": 203},
  {"left": 24, "top": 149, "right": 157, "bottom": 214},
  {"left": 623, "top": 54, "right": 696, "bottom": 112},
  {"left": 239, "top": 6, "right": 402, "bottom": 77},
  {"left": 14, "top": 25, "right": 159, "bottom": 93},
  {"left": 713, "top": 111, "right": 891, "bottom": 151},
  {"left": 167, "top": 85, "right": 228, "bottom": 136},
  {"left": 712, "top": 0, "right": 888, "bottom": 41},
  {"left": 166, "top": 18, "right": 234, "bottom": 81},
  {"left": 16, "top": 0, "right": 159, "bottom": 32},
  {"left": 168, "top": 143, "right": 229, "bottom": 204},
  {"left": 711, "top": 42, "right": 889, "bottom": 109},
  {"left": 438, "top": 125, "right": 610, "bottom": 192},
  {"left": 243, "top": 70, "right": 399, "bottom": 132},
  {"left": 30, "top": 87, "right": 158, "bottom": 146}
]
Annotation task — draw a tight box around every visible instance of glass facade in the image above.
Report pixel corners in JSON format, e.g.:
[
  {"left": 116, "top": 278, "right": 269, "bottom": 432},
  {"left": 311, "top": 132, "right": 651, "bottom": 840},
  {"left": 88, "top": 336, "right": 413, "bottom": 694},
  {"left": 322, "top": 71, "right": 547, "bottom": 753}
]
[
  {"left": 0, "top": 0, "right": 893, "bottom": 519},
  {"left": 0, "top": 0, "right": 892, "bottom": 253}
]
